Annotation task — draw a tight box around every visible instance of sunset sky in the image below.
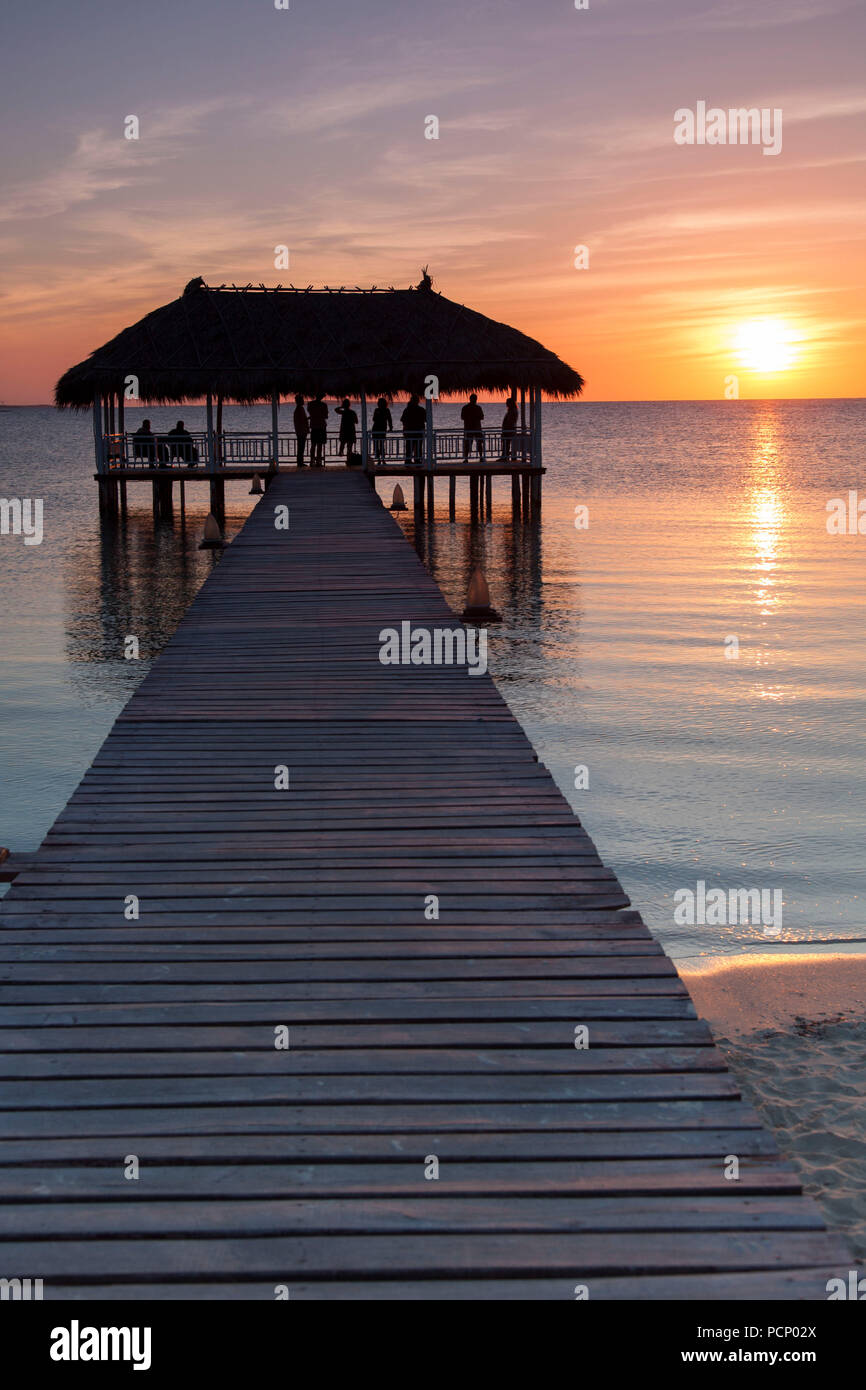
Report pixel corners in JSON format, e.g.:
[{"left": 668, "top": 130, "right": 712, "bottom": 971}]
[{"left": 0, "top": 0, "right": 863, "bottom": 402}]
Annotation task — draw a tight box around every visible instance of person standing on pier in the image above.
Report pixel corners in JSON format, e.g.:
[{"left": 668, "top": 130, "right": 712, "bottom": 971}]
[
  {"left": 499, "top": 394, "right": 518, "bottom": 461},
  {"left": 371, "top": 397, "right": 393, "bottom": 464},
  {"left": 293, "top": 395, "right": 309, "bottom": 466},
  {"left": 307, "top": 394, "right": 329, "bottom": 467},
  {"left": 400, "top": 393, "right": 426, "bottom": 465},
  {"left": 461, "top": 393, "right": 485, "bottom": 461},
  {"left": 335, "top": 397, "right": 358, "bottom": 462}
]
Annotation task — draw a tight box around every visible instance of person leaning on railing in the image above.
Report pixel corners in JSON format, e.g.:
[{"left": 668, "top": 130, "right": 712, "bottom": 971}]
[
  {"left": 335, "top": 398, "right": 359, "bottom": 463},
  {"left": 400, "top": 393, "right": 426, "bottom": 464}
]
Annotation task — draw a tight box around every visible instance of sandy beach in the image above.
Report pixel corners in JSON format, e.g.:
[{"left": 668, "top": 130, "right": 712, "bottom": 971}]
[{"left": 683, "top": 952, "right": 866, "bottom": 1261}]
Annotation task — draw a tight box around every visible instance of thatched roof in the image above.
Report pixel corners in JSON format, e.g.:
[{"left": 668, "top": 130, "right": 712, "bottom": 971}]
[{"left": 55, "top": 276, "right": 584, "bottom": 407}]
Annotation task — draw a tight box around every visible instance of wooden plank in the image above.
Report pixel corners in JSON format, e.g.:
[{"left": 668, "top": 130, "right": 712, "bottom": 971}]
[
  {"left": 0, "top": 1195, "right": 824, "bottom": 1239},
  {"left": 32, "top": 1267, "right": 849, "bottom": 1300},
  {"left": 0, "top": 1099, "right": 763, "bottom": 1138},
  {"left": 0, "top": 1231, "right": 848, "bottom": 1279}
]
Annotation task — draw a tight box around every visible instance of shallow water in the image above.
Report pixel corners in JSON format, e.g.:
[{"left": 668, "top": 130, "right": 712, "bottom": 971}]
[{"left": 1, "top": 399, "right": 864, "bottom": 962}]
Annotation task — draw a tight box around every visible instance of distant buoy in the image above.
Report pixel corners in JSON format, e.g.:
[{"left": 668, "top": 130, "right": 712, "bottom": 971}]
[
  {"left": 198, "top": 513, "right": 226, "bottom": 550},
  {"left": 249, "top": 473, "right": 263, "bottom": 495},
  {"left": 460, "top": 565, "right": 501, "bottom": 622},
  {"left": 389, "top": 484, "right": 407, "bottom": 512}
]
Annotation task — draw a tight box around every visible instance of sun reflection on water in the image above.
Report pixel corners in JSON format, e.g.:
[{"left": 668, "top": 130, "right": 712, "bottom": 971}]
[{"left": 745, "top": 410, "right": 788, "bottom": 615}]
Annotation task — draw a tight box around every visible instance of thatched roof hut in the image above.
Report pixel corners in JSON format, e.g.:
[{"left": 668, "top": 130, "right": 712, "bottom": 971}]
[{"left": 55, "top": 275, "right": 584, "bottom": 407}]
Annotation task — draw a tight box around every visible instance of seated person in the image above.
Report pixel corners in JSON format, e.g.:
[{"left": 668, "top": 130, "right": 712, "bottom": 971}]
[
  {"left": 166, "top": 420, "right": 199, "bottom": 464},
  {"left": 131, "top": 418, "right": 156, "bottom": 462}
]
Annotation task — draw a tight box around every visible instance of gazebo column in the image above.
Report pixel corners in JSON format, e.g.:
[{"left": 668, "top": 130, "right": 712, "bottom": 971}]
[
  {"left": 271, "top": 391, "right": 280, "bottom": 470},
  {"left": 509, "top": 382, "right": 520, "bottom": 521},
  {"left": 522, "top": 386, "right": 536, "bottom": 522},
  {"left": 206, "top": 392, "right": 216, "bottom": 471},
  {"left": 116, "top": 391, "right": 127, "bottom": 514},
  {"left": 425, "top": 396, "right": 435, "bottom": 514},
  {"left": 216, "top": 393, "right": 224, "bottom": 466},
  {"left": 360, "top": 393, "right": 370, "bottom": 485},
  {"left": 531, "top": 387, "right": 543, "bottom": 516},
  {"left": 117, "top": 391, "right": 125, "bottom": 460},
  {"left": 206, "top": 391, "right": 224, "bottom": 524},
  {"left": 93, "top": 393, "right": 110, "bottom": 515},
  {"left": 92, "top": 395, "right": 105, "bottom": 474}
]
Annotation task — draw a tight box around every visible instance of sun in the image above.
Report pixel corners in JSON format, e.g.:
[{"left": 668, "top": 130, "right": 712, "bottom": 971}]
[{"left": 735, "top": 319, "right": 796, "bottom": 374}]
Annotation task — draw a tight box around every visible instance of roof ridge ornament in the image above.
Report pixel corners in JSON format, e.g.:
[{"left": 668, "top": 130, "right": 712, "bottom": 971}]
[{"left": 183, "top": 276, "right": 206, "bottom": 295}]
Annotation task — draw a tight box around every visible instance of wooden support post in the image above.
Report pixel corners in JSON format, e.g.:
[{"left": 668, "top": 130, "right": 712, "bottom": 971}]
[
  {"left": 470, "top": 474, "right": 479, "bottom": 522},
  {"left": 179, "top": 479, "right": 186, "bottom": 515},
  {"left": 271, "top": 391, "right": 280, "bottom": 469},
  {"left": 485, "top": 473, "right": 493, "bottom": 515},
  {"left": 360, "top": 392, "right": 369, "bottom": 471},
  {"left": 207, "top": 393, "right": 216, "bottom": 474},
  {"left": 520, "top": 387, "right": 527, "bottom": 464},
  {"left": 216, "top": 393, "right": 223, "bottom": 466},
  {"left": 449, "top": 474, "right": 456, "bottom": 520},
  {"left": 511, "top": 474, "right": 521, "bottom": 520},
  {"left": 155, "top": 476, "right": 173, "bottom": 520},
  {"left": 209, "top": 476, "right": 225, "bottom": 524},
  {"left": 413, "top": 473, "right": 425, "bottom": 524},
  {"left": 152, "top": 480, "right": 160, "bottom": 522},
  {"left": 119, "top": 478, "right": 128, "bottom": 515},
  {"left": 522, "top": 472, "right": 531, "bottom": 517},
  {"left": 426, "top": 472, "right": 434, "bottom": 514},
  {"left": 117, "top": 392, "right": 125, "bottom": 462},
  {"left": 531, "top": 471, "right": 542, "bottom": 516}
]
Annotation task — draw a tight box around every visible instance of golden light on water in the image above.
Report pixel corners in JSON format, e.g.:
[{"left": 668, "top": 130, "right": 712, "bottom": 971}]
[
  {"left": 746, "top": 410, "right": 786, "bottom": 615},
  {"left": 735, "top": 319, "right": 798, "bottom": 374}
]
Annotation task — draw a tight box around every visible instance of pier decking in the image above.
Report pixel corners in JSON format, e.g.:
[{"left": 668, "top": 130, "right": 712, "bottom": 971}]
[{"left": 0, "top": 471, "right": 849, "bottom": 1299}]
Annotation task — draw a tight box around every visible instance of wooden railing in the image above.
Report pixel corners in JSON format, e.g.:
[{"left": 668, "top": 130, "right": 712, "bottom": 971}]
[{"left": 102, "top": 428, "right": 536, "bottom": 471}]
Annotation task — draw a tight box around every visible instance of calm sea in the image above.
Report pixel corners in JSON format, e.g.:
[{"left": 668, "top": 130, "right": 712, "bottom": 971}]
[{"left": 1, "top": 400, "right": 864, "bottom": 964}]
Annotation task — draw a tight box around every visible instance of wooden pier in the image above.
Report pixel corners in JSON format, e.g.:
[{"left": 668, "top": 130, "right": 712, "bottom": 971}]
[{"left": 0, "top": 471, "right": 849, "bottom": 1299}]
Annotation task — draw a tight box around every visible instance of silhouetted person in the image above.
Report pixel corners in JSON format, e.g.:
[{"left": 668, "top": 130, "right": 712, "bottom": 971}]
[
  {"left": 307, "top": 394, "right": 329, "bottom": 467},
  {"left": 166, "top": 419, "right": 198, "bottom": 465},
  {"left": 500, "top": 394, "right": 518, "bottom": 461},
  {"left": 335, "top": 397, "right": 358, "bottom": 461},
  {"left": 371, "top": 397, "right": 393, "bottom": 464},
  {"left": 132, "top": 418, "right": 156, "bottom": 463},
  {"left": 400, "top": 393, "right": 426, "bottom": 465},
  {"left": 293, "top": 394, "right": 309, "bottom": 466},
  {"left": 461, "top": 393, "right": 485, "bottom": 461}
]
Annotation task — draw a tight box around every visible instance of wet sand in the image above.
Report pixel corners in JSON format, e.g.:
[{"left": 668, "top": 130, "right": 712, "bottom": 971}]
[{"left": 682, "top": 953, "right": 866, "bottom": 1260}]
